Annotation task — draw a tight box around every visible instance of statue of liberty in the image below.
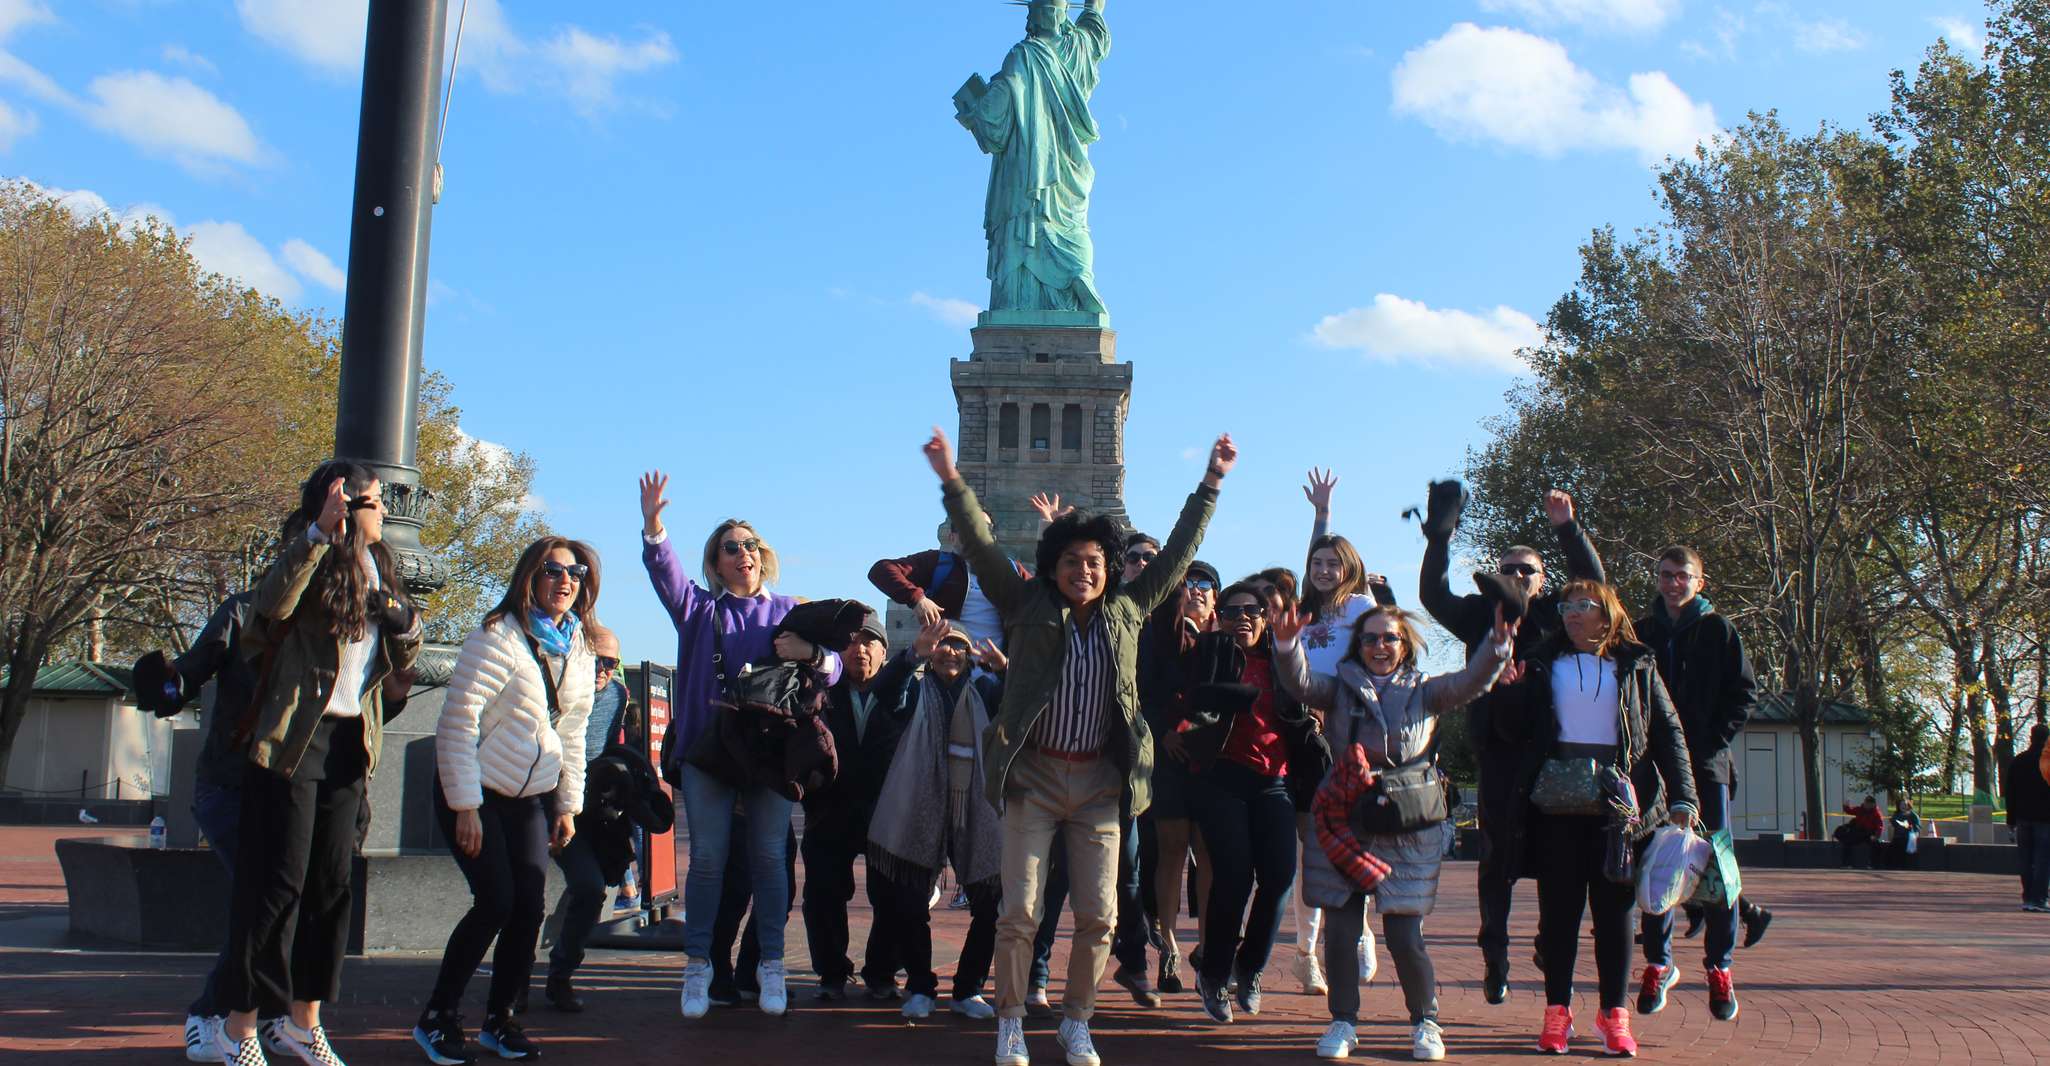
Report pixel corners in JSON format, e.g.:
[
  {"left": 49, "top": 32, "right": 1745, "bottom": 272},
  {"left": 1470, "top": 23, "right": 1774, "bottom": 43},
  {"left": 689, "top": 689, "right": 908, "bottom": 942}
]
[{"left": 954, "top": 0, "right": 1110, "bottom": 320}]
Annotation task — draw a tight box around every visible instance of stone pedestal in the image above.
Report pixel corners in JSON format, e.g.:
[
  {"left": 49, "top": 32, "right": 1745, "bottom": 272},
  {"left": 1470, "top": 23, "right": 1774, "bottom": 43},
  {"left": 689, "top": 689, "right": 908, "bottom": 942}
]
[{"left": 949, "top": 323, "right": 1133, "bottom": 561}]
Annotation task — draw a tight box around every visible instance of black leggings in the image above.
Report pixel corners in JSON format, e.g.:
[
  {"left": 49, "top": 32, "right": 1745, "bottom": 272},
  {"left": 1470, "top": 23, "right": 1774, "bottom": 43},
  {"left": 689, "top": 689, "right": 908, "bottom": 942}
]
[
  {"left": 1190, "top": 759, "right": 1298, "bottom": 988},
  {"left": 428, "top": 783, "right": 551, "bottom": 1016},
  {"left": 1534, "top": 813, "right": 1633, "bottom": 1010}
]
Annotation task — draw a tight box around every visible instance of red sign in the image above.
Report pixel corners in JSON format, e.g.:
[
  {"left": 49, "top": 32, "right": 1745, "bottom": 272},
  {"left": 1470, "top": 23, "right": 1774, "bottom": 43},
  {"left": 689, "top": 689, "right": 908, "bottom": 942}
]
[{"left": 636, "top": 662, "right": 678, "bottom": 906}]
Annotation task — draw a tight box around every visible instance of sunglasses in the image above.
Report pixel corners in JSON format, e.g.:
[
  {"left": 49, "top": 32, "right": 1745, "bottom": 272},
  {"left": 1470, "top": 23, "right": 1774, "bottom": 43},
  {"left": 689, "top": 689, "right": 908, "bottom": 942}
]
[
  {"left": 1218, "top": 604, "right": 1267, "bottom": 620},
  {"left": 1558, "top": 599, "right": 1602, "bottom": 616},
  {"left": 1184, "top": 578, "right": 1216, "bottom": 592},
  {"left": 1357, "top": 632, "right": 1404, "bottom": 647},
  {"left": 540, "top": 561, "right": 589, "bottom": 581},
  {"left": 1499, "top": 563, "right": 1541, "bottom": 578},
  {"left": 1125, "top": 549, "right": 1158, "bottom": 564},
  {"left": 595, "top": 655, "right": 620, "bottom": 672},
  {"left": 721, "top": 537, "right": 762, "bottom": 557}
]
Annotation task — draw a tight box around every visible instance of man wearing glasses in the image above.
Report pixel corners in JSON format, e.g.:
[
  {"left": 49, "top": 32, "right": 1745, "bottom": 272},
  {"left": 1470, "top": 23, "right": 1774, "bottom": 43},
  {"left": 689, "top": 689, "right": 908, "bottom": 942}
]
[{"left": 1418, "top": 485, "right": 1603, "bottom": 1006}]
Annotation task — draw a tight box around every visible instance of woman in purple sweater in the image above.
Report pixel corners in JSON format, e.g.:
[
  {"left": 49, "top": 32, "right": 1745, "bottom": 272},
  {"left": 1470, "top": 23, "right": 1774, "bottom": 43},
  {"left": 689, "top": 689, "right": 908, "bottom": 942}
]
[{"left": 638, "top": 472, "right": 842, "bottom": 1020}]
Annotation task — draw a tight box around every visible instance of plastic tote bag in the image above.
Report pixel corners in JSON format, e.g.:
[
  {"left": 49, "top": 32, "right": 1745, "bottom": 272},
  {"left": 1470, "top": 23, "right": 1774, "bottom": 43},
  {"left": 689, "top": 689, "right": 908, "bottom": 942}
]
[
  {"left": 1687, "top": 827, "right": 1744, "bottom": 909},
  {"left": 1637, "top": 825, "right": 1711, "bottom": 915}
]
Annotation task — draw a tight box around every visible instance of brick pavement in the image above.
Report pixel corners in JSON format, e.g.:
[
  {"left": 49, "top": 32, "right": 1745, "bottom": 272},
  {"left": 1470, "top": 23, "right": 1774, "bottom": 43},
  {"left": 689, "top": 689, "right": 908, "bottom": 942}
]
[{"left": 1, "top": 825, "right": 2044, "bottom": 1064}]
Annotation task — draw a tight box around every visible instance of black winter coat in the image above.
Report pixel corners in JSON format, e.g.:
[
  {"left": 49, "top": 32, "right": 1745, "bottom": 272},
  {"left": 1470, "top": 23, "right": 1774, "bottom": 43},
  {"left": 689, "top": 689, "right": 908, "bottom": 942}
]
[
  {"left": 1492, "top": 638, "right": 1699, "bottom": 880},
  {"left": 1634, "top": 597, "right": 1757, "bottom": 787},
  {"left": 578, "top": 745, "right": 675, "bottom": 883},
  {"left": 1180, "top": 632, "right": 1332, "bottom": 812},
  {"left": 803, "top": 650, "right": 921, "bottom": 840},
  {"left": 2008, "top": 742, "right": 2050, "bottom": 824}
]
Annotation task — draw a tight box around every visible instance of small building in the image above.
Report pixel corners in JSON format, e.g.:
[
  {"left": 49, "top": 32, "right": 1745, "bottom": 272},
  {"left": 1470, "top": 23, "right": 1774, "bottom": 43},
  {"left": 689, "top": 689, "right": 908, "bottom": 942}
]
[
  {"left": 1731, "top": 694, "right": 1877, "bottom": 839},
  {"left": 0, "top": 662, "right": 173, "bottom": 801}
]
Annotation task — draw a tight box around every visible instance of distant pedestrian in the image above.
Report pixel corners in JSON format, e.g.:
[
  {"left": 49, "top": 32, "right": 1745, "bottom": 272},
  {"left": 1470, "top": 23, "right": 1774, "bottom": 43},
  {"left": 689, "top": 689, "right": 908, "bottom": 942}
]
[
  {"left": 2007, "top": 724, "right": 2050, "bottom": 912},
  {"left": 1840, "top": 796, "right": 1884, "bottom": 868},
  {"left": 1887, "top": 797, "right": 1923, "bottom": 870}
]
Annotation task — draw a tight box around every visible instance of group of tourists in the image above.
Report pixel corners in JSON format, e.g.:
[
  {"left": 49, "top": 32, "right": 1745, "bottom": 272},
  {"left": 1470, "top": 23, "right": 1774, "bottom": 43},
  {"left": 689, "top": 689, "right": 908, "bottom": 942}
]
[{"left": 157, "top": 425, "right": 1789, "bottom": 1065}]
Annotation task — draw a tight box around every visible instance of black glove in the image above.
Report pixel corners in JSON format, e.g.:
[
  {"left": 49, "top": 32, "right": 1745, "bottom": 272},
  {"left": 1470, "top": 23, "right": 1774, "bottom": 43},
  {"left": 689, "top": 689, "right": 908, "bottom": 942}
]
[
  {"left": 1472, "top": 570, "right": 1530, "bottom": 626},
  {"left": 1422, "top": 479, "right": 1469, "bottom": 541},
  {"left": 130, "top": 650, "right": 187, "bottom": 717},
  {"left": 374, "top": 590, "right": 416, "bottom": 634},
  {"left": 1186, "top": 633, "right": 1257, "bottom": 723}
]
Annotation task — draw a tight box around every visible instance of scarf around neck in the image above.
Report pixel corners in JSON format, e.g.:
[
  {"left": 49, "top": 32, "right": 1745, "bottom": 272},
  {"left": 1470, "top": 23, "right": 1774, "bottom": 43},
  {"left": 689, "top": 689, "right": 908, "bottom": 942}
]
[
  {"left": 527, "top": 609, "right": 579, "bottom": 657},
  {"left": 867, "top": 673, "right": 1004, "bottom": 892}
]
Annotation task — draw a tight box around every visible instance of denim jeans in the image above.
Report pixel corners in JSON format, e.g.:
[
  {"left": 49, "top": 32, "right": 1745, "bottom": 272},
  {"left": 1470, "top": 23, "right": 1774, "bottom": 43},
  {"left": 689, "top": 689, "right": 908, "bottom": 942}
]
[
  {"left": 2016, "top": 821, "right": 2050, "bottom": 908},
  {"left": 188, "top": 782, "right": 243, "bottom": 1017},
  {"left": 1643, "top": 780, "right": 1737, "bottom": 970},
  {"left": 680, "top": 764, "right": 794, "bottom": 962}
]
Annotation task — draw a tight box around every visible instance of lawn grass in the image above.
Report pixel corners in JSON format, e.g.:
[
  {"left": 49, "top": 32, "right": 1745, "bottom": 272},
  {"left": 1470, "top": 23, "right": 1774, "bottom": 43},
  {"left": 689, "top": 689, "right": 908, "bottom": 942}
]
[{"left": 1917, "top": 793, "right": 2006, "bottom": 822}]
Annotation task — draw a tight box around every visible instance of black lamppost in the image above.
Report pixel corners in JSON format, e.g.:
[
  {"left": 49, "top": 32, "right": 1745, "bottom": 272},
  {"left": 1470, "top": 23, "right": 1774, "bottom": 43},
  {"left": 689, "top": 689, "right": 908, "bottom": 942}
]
[{"left": 334, "top": 0, "right": 449, "bottom": 618}]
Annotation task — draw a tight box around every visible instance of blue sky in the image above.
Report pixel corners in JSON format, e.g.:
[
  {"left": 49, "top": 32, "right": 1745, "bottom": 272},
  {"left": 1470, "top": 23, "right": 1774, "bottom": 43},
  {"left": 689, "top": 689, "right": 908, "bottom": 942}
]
[{"left": 3, "top": 0, "right": 1992, "bottom": 665}]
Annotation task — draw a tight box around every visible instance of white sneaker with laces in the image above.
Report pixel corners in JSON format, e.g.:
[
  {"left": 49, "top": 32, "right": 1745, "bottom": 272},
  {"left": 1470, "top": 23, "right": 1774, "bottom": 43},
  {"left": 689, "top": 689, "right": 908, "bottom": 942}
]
[
  {"left": 1316, "top": 1020, "right": 1358, "bottom": 1060},
  {"left": 1057, "top": 1017, "right": 1101, "bottom": 1066},
  {"left": 186, "top": 1014, "right": 225, "bottom": 1063},
  {"left": 680, "top": 957, "right": 713, "bottom": 1018},
  {"left": 994, "top": 1016, "right": 1030, "bottom": 1066},
  {"left": 1295, "top": 949, "right": 1329, "bottom": 996},
  {"left": 1360, "top": 929, "right": 1379, "bottom": 985},
  {"left": 261, "top": 1019, "right": 346, "bottom": 1066},
  {"left": 214, "top": 1027, "right": 269, "bottom": 1066},
  {"left": 757, "top": 960, "right": 789, "bottom": 1016},
  {"left": 902, "top": 993, "right": 936, "bottom": 1019},
  {"left": 952, "top": 995, "right": 997, "bottom": 1020},
  {"left": 1412, "top": 1018, "right": 1446, "bottom": 1061}
]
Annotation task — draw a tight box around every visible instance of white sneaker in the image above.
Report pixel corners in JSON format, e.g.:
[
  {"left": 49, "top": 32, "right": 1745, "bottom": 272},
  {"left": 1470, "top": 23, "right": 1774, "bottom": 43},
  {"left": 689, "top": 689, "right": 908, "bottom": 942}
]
[
  {"left": 995, "top": 1016, "right": 1030, "bottom": 1066},
  {"left": 1412, "top": 1018, "right": 1446, "bottom": 1061},
  {"left": 1359, "top": 929, "right": 1379, "bottom": 985},
  {"left": 757, "top": 960, "right": 789, "bottom": 1016},
  {"left": 903, "top": 993, "right": 937, "bottom": 1019},
  {"left": 214, "top": 1028, "right": 269, "bottom": 1066},
  {"left": 186, "top": 1015, "right": 225, "bottom": 1063},
  {"left": 1057, "top": 1017, "right": 1100, "bottom": 1066},
  {"left": 262, "top": 1019, "right": 345, "bottom": 1066},
  {"left": 952, "top": 995, "right": 997, "bottom": 1020},
  {"left": 1316, "top": 1020, "right": 1358, "bottom": 1060},
  {"left": 1295, "top": 949, "right": 1329, "bottom": 996},
  {"left": 680, "top": 957, "right": 713, "bottom": 1018}
]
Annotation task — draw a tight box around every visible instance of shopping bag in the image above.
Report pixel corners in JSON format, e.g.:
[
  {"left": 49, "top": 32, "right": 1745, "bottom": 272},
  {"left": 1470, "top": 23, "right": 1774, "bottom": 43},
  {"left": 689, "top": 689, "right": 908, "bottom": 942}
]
[
  {"left": 1687, "top": 827, "right": 1743, "bottom": 909},
  {"left": 1637, "top": 825, "right": 1710, "bottom": 915}
]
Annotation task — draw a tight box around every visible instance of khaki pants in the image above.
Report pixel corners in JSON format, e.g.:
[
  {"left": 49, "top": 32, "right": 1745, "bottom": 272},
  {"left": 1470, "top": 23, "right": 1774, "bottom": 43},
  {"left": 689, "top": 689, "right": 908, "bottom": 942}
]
[{"left": 995, "top": 750, "right": 1122, "bottom": 1021}]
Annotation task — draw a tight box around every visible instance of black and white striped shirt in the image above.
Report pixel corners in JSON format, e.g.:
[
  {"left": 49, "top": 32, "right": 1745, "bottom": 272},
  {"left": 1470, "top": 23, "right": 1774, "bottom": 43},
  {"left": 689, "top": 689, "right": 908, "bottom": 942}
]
[{"left": 1032, "top": 613, "right": 1113, "bottom": 755}]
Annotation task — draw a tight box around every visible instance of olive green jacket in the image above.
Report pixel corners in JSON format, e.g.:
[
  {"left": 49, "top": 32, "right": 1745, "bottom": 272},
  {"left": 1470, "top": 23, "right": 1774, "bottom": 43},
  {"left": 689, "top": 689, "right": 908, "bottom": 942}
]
[
  {"left": 942, "top": 477, "right": 1217, "bottom": 817},
  {"left": 240, "top": 530, "right": 423, "bottom": 779}
]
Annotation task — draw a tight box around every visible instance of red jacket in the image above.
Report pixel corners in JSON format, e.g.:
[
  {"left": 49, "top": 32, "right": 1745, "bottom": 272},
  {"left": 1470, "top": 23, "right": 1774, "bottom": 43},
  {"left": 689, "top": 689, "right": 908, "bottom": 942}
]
[
  {"left": 1844, "top": 803, "right": 1884, "bottom": 836},
  {"left": 867, "top": 549, "right": 1030, "bottom": 619}
]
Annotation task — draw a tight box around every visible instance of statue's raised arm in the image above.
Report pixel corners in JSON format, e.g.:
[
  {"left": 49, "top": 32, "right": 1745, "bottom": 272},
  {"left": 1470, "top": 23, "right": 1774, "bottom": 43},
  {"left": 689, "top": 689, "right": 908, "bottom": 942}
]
[{"left": 955, "top": 0, "right": 1112, "bottom": 324}]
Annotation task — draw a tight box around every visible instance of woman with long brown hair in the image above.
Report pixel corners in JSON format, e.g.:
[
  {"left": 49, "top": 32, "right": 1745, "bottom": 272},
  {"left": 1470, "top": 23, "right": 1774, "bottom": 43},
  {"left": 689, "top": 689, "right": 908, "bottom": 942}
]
[
  {"left": 414, "top": 537, "right": 600, "bottom": 1064},
  {"left": 216, "top": 460, "right": 422, "bottom": 1066},
  {"left": 1500, "top": 580, "right": 1696, "bottom": 1057}
]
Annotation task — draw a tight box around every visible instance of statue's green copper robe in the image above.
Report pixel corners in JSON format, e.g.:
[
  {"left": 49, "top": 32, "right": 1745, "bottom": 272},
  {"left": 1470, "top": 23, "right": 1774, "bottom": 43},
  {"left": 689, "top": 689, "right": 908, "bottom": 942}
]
[{"left": 955, "top": 11, "right": 1110, "bottom": 315}]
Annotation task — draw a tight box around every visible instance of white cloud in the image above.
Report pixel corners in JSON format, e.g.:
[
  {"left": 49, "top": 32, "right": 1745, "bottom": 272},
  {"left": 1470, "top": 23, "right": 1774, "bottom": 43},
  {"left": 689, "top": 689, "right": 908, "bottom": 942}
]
[
  {"left": 1788, "top": 16, "right": 1866, "bottom": 53},
  {"left": 20, "top": 179, "right": 170, "bottom": 230},
  {"left": 161, "top": 44, "right": 219, "bottom": 76},
  {"left": 910, "top": 291, "right": 982, "bottom": 328},
  {"left": 187, "top": 221, "right": 302, "bottom": 301},
  {"left": 459, "top": 0, "right": 676, "bottom": 116},
  {"left": 1930, "top": 16, "right": 1983, "bottom": 53},
  {"left": 535, "top": 26, "right": 677, "bottom": 113},
  {"left": 234, "top": 0, "right": 367, "bottom": 74},
  {"left": 1477, "top": 0, "right": 1681, "bottom": 33},
  {"left": 1391, "top": 23, "right": 1717, "bottom": 163},
  {"left": 0, "top": 0, "right": 51, "bottom": 41},
  {"left": 0, "top": 97, "right": 32, "bottom": 150},
  {"left": 85, "top": 71, "right": 267, "bottom": 173},
  {"left": 455, "top": 429, "right": 544, "bottom": 513},
  {"left": 280, "top": 238, "right": 345, "bottom": 291},
  {"left": 1312, "top": 293, "right": 1541, "bottom": 373}
]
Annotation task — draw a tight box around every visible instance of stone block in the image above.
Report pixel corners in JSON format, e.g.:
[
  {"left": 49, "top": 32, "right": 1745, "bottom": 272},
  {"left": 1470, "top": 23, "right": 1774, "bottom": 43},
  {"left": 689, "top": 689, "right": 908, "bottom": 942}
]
[{"left": 57, "top": 836, "right": 230, "bottom": 950}]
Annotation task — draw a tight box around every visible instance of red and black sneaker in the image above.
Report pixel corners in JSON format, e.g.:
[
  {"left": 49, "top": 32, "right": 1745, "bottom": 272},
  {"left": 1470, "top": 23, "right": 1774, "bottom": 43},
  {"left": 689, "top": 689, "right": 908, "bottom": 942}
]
[
  {"left": 1706, "top": 965, "right": 1741, "bottom": 1021},
  {"left": 1636, "top": 964, "right": 1677, "bottom": 1014}
]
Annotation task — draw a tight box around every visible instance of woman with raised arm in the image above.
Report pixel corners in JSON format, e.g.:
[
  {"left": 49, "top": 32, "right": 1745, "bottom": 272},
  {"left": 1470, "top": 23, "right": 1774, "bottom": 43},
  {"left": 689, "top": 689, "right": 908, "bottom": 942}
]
[
  {"left": 215, "top": 461, "right": 422, "bottom": 1066},
  {"left": 923, "top": 425, "right": 1232, "bottom": 1066},
  {"left": 1497, "top": 580, "right": 1697, "bottom": 1057},
  {"left": 1271, "top": 602, "right": 1514, "bottom": 1061},
  {"left": 413, "top": 538, "right": 599, "bottom": 1064},
  {"left": 637, "top": 472, "right": 843, "bottom": 1021}
]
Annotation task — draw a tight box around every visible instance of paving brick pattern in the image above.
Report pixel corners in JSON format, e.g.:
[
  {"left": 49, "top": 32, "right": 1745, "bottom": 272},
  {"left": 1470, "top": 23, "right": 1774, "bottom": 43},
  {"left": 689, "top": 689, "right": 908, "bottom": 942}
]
[{"left": 1, "top": 825, "right": 2043, "bottom": 1063}]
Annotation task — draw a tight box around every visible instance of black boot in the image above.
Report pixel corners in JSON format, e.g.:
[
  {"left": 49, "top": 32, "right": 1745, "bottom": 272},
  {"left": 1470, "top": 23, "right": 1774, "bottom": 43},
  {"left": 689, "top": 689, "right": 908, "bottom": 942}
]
[{"left": 545, "top": 975, "right": 584, "bottom": 1013}]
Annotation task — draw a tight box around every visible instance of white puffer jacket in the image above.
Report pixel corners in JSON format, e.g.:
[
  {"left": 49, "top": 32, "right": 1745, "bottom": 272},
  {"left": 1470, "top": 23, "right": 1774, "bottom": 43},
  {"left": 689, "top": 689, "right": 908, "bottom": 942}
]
[{"left": 437, "top": 616, "right": 595, "bottom": 814}]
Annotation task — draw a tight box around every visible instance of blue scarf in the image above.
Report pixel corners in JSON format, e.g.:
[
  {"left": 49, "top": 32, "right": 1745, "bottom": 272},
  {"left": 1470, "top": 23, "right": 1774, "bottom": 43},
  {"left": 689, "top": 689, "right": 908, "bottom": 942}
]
[{"left": 527, "top": 609, "right": 579, "bottom": 657}]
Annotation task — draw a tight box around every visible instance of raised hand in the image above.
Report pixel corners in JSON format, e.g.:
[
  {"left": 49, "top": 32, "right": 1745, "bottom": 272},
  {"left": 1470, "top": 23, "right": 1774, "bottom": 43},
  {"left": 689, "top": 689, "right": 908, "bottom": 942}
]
[
  {"left": 639, "top": 471, "right": 670, "bottom": 538},
  {"left": 913, "top": 596, "right": 946, "bottom": 628},
  {"left": 974, "top": 638, "right": 1009, "bottom": 674},
  {"left": 912, "top": 617, "right": 951, "bottom": 659},
  {"left": 773, "top": 631, "right": 817, "bottom": 664},
  {"left": 1544, "top": 489, "right": 1576, "bottom": 527},
  {"left": 1028, "top": 491, "right": 1074, "bottom": 524},
  {"left": 924, "top": 426, "right": 959, "bottom": 482},
  {"left": 1270, "top": 603, "right": 1306, "bottom": 644},
  {"left": 1302, "top": 468, "right": 1338, "bottom": 514},
  {"left": 1207, "top": 433, "right": 1238, "bottom": 480},
  {"left": 317, "top": 476, "right": 349, "bottom": 537}
]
